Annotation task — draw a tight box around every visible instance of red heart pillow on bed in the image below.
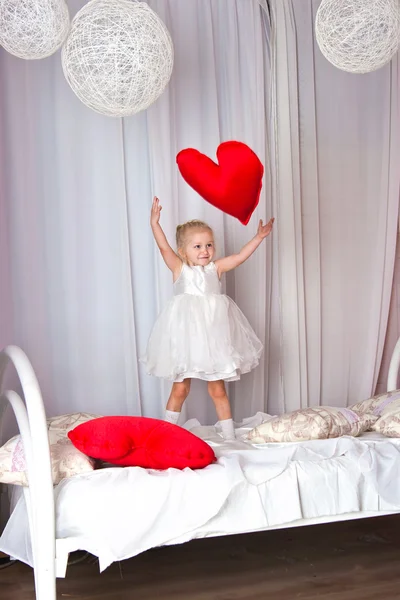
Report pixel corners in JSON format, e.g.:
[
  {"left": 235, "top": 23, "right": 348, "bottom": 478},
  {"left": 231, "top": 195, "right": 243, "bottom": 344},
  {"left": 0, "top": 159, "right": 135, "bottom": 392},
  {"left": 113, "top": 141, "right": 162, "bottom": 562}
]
[
  {"left": 176, "top": 141, "right": 264, "bottom": 225},
  {"left": 68, "top": 416, "right": 216, "bottom": 470}
]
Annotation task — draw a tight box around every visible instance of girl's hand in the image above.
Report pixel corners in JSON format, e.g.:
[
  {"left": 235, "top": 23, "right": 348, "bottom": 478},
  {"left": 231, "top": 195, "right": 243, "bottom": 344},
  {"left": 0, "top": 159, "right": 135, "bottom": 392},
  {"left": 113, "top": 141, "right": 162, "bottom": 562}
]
[
  {"left": 151, "top": 196, "right": 162, "bottom": 226},
  {"left": 257, "top": 217, "right": 274, "bottom": 240}
]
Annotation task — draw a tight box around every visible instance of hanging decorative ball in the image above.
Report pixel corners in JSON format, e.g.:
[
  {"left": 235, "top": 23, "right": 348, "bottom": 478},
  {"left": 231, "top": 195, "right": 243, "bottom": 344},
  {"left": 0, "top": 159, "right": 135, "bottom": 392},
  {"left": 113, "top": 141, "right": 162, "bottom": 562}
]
[
  {"left": 61, "top": 0, "right": 174, "bottom": 117},
  {"left": 0, "top": 0, "right": 70, "bottom": 60},
  {"left": 315, "top": 0, "right": 400, "bottom": 74}
]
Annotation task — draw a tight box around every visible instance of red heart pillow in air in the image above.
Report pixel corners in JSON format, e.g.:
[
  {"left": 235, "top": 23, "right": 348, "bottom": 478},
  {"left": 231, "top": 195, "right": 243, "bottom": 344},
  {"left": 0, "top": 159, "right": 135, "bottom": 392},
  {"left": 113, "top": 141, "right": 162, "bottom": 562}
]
[
  {"left": 68, "top": 416, "right": 216, "bottom": 470},
  {"left": 176, "top": 141, "right": 264, "bottom": 225}
]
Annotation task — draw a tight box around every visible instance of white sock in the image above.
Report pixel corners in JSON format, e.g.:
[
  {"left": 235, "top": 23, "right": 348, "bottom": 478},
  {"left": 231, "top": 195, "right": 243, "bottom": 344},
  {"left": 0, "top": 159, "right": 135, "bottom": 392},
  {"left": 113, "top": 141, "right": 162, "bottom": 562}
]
[
  {"left": 165, "top": 410, "right": 180, "bottom": 425},
  {"left": 220, "top": 418, "right": 235, "bottom": 440}
]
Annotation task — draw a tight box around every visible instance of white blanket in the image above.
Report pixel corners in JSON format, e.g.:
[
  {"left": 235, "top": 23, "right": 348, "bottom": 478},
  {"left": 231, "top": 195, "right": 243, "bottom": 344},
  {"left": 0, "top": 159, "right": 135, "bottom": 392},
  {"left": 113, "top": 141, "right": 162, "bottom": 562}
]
[{"left": 2, "top": 413, "right": 400, "bottom": 572}]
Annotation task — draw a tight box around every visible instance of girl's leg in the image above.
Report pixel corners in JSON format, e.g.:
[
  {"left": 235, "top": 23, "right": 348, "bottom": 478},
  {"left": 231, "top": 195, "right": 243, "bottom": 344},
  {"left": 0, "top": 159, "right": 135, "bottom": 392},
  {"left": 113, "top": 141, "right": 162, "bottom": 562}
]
[
  {"left": 165, "top": 379, "right": 191, "bottom": 424},
  {"left": 207, "top": 380, "right": 235, "bottom": 440}
]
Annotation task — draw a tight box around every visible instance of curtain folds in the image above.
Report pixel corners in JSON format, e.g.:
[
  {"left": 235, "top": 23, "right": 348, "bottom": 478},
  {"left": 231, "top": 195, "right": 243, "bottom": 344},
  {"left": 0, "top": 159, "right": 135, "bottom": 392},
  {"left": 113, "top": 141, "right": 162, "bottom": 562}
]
[
  {"left": 0, "top": 0, "right": 272, "bottom": 423},
  {"left": 267, "top": 0, "right": 400, "bottom": 413},
  {"left": 0, "top": 0, "right": 398, "bottom": 425}
]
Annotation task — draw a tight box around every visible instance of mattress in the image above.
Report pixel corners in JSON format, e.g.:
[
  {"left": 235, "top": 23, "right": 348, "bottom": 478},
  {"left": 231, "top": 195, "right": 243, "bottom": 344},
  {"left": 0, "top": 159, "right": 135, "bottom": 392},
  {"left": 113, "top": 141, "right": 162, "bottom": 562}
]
[{"left": 1, "top": 413, "right": 400, "bottom": 572}]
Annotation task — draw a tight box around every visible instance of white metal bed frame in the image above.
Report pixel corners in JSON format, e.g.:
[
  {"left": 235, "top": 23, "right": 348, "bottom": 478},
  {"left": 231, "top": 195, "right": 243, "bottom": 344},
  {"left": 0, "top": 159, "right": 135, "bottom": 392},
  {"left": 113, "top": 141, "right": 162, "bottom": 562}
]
[
  {"left": 0, "top": 346, "right": 55, "bottom": 600},
  {"left": 1, "top": 340, "right": 400, "bottom": 600}
]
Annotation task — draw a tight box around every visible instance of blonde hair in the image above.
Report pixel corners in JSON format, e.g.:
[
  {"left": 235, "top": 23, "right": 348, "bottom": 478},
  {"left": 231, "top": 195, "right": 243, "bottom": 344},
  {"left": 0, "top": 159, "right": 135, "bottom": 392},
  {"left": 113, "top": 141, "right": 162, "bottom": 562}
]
[{"left": 175, "top": 219, "right": 214, "bottom": 250}]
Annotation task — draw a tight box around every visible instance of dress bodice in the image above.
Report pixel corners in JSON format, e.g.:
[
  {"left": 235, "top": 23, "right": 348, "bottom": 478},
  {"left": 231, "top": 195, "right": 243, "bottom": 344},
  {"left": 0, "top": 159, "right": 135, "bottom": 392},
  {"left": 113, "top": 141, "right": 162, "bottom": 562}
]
[{"left": 174, "top": 262, "right": 221, "bottom": 296}]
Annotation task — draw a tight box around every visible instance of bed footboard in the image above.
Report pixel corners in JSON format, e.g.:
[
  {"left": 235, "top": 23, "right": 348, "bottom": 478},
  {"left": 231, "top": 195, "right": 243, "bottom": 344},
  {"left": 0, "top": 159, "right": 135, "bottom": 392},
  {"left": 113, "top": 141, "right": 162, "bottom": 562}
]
[
  {"left": 0, "top": 345, "right": 56, "bottom": 600},
  {"left": 388, "top": 337, "right": 400, "bottom": 392}
]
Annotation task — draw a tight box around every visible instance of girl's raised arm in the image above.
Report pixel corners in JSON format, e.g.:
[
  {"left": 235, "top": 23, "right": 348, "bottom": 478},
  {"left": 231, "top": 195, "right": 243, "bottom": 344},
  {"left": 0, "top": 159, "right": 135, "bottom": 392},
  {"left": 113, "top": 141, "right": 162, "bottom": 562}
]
[
  {"left": 215, "top": 218, "right": 274, "bottom": 276},
  {"left": 150, "top": 197, "right": 182, "bottom": 275}
]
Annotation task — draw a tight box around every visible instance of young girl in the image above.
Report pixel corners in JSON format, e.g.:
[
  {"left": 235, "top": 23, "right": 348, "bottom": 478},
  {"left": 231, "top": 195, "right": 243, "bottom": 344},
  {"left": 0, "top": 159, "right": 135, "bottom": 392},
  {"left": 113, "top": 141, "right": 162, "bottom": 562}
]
[{"left": 142, "top": 196, "right": 274, "bottom": 440}]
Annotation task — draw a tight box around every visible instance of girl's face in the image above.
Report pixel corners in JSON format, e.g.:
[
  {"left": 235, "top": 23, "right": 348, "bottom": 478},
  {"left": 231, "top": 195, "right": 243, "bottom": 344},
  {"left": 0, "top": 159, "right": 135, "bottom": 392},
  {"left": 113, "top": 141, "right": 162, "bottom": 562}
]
[{"left": 180, "top": 229, "right": 215, "bottom": 266}]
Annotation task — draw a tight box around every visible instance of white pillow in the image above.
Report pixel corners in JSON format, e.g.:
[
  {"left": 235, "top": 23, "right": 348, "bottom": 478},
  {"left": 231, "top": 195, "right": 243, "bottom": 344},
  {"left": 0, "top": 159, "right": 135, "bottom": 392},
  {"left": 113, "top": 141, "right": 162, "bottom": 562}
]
[{"left": 0, "top": 412, "right": 100, "bottom": 486}]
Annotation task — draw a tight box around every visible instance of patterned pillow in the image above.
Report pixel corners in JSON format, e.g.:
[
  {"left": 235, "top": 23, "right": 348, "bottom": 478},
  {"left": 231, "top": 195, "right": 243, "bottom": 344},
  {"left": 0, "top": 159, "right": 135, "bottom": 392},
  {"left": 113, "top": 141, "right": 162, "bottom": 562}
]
[
  {"left": 350, "top": 389, "right": 400, "bottom": 437},
  {"left": 247, "top": 407, "right": 377, "bottom": 443},
  {"left": 0, "top": 412, "right": 100, "bottom": 486},
  {"left": 350, "top": 389, "right": 400, "bottom": 416}
]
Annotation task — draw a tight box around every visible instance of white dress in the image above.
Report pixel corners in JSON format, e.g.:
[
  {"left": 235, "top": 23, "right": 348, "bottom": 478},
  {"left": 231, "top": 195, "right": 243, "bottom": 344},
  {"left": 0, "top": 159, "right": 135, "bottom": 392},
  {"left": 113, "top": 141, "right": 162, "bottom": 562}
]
[{"left": 142, "top": 262, "right": 263, "bottom": 382}]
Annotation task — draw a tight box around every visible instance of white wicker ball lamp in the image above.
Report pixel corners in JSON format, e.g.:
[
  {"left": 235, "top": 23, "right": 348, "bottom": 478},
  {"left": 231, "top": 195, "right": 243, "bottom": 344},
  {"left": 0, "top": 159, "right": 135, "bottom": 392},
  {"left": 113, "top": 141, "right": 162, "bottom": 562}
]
[
  {"left": 61, "top": 0, "right": 174, "bottom": 117},
  {"left": 315, "top": 0, "right": 400, "bottom": 74},
  {"left": 0, "top": 0, "right": 70, "bottom": 60}
]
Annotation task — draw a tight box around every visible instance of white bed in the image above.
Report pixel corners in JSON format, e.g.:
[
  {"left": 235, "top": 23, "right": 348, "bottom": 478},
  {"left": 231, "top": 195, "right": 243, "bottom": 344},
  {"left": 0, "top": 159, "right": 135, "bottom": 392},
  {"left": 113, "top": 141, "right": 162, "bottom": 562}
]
[{"left": 1, "top": 343, "right": 400, "bottom": 600}]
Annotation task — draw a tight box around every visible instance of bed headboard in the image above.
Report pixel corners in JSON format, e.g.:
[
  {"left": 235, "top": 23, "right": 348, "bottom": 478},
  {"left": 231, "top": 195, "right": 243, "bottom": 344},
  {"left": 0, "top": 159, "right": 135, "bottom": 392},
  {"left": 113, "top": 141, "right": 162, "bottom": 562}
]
[
  {"left": 0, "top": 345, "right": 56, "bottom": 598},
  {"left": 0, "top": 345, "right": 54, "bottom": 485},
  {"left": 387, "top": 337, "right": 400, "bottom": 392}
]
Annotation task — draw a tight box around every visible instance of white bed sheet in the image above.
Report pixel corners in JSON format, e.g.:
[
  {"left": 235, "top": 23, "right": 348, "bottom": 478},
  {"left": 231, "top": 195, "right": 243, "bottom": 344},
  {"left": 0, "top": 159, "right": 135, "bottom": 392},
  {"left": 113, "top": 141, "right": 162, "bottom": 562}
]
[{"left": 2, "top": 413, "right": 400, "bottom": 572}]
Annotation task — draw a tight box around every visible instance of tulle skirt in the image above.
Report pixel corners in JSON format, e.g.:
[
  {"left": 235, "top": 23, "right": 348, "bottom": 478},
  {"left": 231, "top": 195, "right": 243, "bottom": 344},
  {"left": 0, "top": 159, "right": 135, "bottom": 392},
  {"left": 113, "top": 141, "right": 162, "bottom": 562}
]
[{"left": 141, "top": 293, "right": 263, "bottom": 382}]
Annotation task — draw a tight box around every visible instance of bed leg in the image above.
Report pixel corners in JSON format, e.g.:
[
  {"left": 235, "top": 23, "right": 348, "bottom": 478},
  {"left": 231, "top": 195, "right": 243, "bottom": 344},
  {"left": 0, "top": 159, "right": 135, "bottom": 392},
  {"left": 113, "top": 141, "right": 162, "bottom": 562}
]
[
  {"left": 31, "top": 517, "right": 56, "bottom": 600},
  {"left": 30, "top": 508, "right": 57, "bottom": 600},
  {"left": 33, "top": 564, "right": 56, "bottom": 600},
  {"left": 56, "top": 550, "right": 69, "bottom": 579}
]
